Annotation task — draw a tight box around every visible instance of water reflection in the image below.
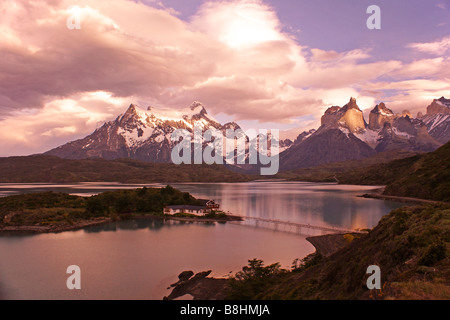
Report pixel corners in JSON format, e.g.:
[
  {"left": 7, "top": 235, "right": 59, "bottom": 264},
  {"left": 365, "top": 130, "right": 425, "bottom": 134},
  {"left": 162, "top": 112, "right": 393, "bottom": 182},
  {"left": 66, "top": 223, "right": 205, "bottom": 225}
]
[
  {"left": 0, "top": 181, "right": 408, "bottom": 300},
  {"left": 83, "top": 218, "right": 217, "bottom": 234},
  {"left": 0, "top": 181, "right": 405, "bottom": 230},
  {"left": 170, "top": 182, "right": 404, "bottom": 229}
]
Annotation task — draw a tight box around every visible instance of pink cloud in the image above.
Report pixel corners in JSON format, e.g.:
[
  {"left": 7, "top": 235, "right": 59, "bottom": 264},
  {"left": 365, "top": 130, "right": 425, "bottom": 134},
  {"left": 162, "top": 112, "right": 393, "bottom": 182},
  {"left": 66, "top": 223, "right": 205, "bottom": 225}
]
[{"left": 0, "top": 0, "right": 448, "bottom": 156}]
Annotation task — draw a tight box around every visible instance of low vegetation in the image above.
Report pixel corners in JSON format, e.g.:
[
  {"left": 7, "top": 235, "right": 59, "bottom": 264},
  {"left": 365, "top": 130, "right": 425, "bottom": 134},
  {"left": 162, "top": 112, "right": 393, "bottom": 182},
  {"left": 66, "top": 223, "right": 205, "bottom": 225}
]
[
  {"left": 225, "top": 204, "right": 450, "bottom": 300},
  {"left": 278, "top": 142, "right": 450, "bottom": 203},
  {"left": 0, "top": 186, "right": 204, "bottom": 228}
]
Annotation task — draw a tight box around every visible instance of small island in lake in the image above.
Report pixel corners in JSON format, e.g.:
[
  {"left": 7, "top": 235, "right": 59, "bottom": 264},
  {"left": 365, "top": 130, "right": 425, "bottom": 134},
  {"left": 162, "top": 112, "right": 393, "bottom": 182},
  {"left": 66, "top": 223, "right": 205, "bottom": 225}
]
[{"left": 0, "top": 185, "right": 242, "bottom": 233}]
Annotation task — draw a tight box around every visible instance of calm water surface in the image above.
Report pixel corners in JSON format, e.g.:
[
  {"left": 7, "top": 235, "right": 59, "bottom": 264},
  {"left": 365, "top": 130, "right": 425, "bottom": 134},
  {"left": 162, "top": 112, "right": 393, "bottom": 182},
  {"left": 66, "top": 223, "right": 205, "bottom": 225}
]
[{"left": 0, "top": 181, "right": 404, "bottom": 300}]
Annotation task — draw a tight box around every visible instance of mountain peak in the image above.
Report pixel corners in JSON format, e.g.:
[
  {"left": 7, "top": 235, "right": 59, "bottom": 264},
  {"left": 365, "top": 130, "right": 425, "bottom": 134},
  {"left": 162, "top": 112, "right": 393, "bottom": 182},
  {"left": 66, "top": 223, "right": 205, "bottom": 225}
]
[
  {"left": 368, "top": 103, "right": 395, "bottom": 130},
  {"left": 120, "top": 104, "right": 139, "bottom": 122},
  {"left": 427, "top": 97, "right": 450, "bottom": 115},
  {"left": 372, "top": 103, "right": 394, "bottom": 115},
  {"left": 346, "top": 97, "right": 359, "bottom": 109},
  {"left": 127, "top": 104, "right": 137, "bottom": 112},
  {"left": 189, "top": 101, "right": 204, "bottom": 111},
  {"left": 321, "top": 98, "right": 365, "bottom": 133}
]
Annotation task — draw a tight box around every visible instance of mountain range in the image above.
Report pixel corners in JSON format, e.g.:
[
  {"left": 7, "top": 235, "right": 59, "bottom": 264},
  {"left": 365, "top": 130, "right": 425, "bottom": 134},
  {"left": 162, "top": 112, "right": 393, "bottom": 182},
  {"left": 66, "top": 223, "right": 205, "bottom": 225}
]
[{"left": 45, "top": 97, "right": 450, "bottom": 171}]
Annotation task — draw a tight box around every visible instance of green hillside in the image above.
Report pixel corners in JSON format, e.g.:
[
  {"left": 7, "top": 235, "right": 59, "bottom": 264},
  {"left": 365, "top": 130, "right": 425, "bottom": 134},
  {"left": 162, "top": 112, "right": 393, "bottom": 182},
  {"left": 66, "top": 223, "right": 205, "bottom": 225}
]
[
  {"left": 382, "top": 142, "right": 450, "bottom": 202},
  {"left": 226, "top": 203, "right": 450, "bottom": 300},
  {"left": 278, "top": 142, "right": 450, "bottom": 203},
  {"left": 276, "top": 149, "right": 420, "bottom": 183}
]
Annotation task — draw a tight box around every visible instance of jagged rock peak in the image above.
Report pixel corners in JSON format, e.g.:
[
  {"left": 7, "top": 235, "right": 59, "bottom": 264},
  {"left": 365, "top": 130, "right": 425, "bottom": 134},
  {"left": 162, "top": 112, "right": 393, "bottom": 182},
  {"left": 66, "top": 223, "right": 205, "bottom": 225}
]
[
  {"left": 120, "top": 104, "right": 139, "bottom": 121},
  {"left": 344, "top": 97, "right": 360, "bottom": 110},
  {"left": 320, "top": 97, "right": 366, "bottom": 133},
  {"left": 371, "top": 103, "right": 394, "bottom": 115},
  {"left": 127, "top": 104, "right": 138, "bottom": 113},
  {"left": 368, "top": 103, "right": 395, "bottom": 130},
  {"left": 427, "top": 97, "right": 450, "bottom": 115},
  {"left": 402, "top": 110, "right": 412, "bottom": 119},
  {"left": 324, "top": 106, "right": 341, "bottom": 115},
  {"left": 189, "top": 101, "right": 205, "bottom": 111},
  {"left": 438, "top": 96, "right": 450, "bottom": 105}
]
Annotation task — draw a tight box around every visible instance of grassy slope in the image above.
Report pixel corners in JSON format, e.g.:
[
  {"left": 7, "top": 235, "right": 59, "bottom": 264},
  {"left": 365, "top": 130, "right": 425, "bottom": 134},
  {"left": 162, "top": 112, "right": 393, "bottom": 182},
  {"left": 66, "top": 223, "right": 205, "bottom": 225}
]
[
  {"left": 227, "top": 204, "right": 450, "bottom": 300},
  {"left": 275, "top": 150, "right": 420, "bottom": 183},
  {"left": 382, "top": 142, "right": 450, "bottom": 202},
  {"left": 278, "top": 142, "right": 450, "bottom": 203},
  {"left": 226, "top": 143, "right": 450, "bottom": 300},
  {"left": 0, "top": 155, "right": 255, "bottom": 183}
]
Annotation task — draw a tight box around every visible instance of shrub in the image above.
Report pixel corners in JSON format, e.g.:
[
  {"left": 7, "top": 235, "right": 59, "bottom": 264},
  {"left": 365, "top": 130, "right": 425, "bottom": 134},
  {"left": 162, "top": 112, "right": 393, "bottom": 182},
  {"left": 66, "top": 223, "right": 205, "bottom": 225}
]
[
  {"left": 418, "top": 239, "right": 447, "bottom": 267},
  {"left": 227, "top": 259, "right": 287, "bottom": 300},
  {"left": 292, "top": 252, "right": 323, "bottom": 272},
  {"left": 344, "top": 234, "right": 355, "bottom": 243}
]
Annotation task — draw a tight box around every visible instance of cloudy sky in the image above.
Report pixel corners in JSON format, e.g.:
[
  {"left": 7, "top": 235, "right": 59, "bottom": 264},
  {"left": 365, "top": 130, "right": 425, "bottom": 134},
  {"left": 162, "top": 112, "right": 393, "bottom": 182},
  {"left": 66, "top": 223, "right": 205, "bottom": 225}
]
[{"left": 0, "top": 0, "right": 449, "bottom": 156}]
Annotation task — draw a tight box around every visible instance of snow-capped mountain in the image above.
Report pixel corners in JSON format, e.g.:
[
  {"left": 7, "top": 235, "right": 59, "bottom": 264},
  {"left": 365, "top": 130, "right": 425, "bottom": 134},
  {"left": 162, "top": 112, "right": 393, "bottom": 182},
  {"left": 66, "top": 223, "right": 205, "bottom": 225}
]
[
  {"left": 280, "top": 98, "right": 376, "bottom": 170},
  {"left": 45, "top": 96, "right": 450, "bottom": 172},
  {"left": 420, "top": 97, "right": 450, "bottom": 144},
  {"left": 280, "top": 97, "right": 449, "bottom": 170},
  {"left": 45, "top": 102, "right": 231, "bottom": 162}
]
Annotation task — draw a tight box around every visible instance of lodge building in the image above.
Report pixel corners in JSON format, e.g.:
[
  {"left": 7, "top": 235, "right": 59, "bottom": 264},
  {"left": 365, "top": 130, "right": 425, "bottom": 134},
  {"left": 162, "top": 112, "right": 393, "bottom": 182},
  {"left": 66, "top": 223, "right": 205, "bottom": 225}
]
[{"left": 164, "top": 200, "right": 220, "bottom": 216}]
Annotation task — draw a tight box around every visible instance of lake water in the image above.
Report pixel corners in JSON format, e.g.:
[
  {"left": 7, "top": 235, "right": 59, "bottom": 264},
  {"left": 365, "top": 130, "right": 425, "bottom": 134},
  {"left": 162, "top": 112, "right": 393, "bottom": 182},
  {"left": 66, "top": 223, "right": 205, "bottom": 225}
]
[{"left": 0, "top": 181, "right": 404, "bottom": 300}]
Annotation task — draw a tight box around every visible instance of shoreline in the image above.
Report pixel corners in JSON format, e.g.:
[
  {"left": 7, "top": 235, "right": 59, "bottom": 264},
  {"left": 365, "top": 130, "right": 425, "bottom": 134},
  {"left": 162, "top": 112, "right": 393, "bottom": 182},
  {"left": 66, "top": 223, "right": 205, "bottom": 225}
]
[
  {"left": 306, "top": 233, "right": 352, "bottom": 257},
  {"left": 358, "top": 193, "right": 447, "bottom": 205},
  {"left": 0, "top": 218, "right": 113, "bottom": 234},
  {"left": 0, "top": 214, "right": 244, "bottom": 234}
]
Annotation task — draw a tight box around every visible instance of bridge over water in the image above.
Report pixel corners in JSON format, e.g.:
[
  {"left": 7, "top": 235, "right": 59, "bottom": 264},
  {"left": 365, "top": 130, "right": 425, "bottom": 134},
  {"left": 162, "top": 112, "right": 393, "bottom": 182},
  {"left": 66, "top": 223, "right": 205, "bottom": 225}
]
[{"left": 233, "top": 215, "right": 362, "bottom": 236}]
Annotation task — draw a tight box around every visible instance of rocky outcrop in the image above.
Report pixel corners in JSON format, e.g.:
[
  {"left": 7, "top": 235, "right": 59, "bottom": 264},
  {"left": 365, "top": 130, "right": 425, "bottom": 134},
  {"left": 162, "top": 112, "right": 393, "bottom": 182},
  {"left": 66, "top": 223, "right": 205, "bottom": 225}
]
[
  {"left": 427, "top": 97, "right": 450, "bottom": 115},
  {"left": 164, "top": 270, "right": 229, "bottom": 300},
  {"left": 368, "top": 103, "right": 395, "bottom": 130},
  {"left": 321, "top": 98, "right": 367, "bottom": 133},
  {"left": 375, "top": 116, "right": 441, "bottom": 153}
]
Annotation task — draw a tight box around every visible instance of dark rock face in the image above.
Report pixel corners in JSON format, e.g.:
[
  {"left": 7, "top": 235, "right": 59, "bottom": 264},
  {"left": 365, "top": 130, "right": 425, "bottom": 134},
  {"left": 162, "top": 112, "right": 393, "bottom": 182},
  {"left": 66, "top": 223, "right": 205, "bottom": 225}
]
[
  {"left": 178, "top": 271, "right": 195, "bottom": 282},
  {"left": 164, "top": 270, "right": 229, "bottom": 300},
  {"left": 375, "top": 117, "right": 442, "bottom": 153},
  {"left": 280, "top": 129, "right": 376, "bottom": 170},
  {"left": 421, "top": 114, "right": 450, "bottom": 144},
  {"left": 368, "top": 103, "right": 395, "bottom": 130},
  {"left": 427, "top": 97, "right": 450, "bottom": 115}
]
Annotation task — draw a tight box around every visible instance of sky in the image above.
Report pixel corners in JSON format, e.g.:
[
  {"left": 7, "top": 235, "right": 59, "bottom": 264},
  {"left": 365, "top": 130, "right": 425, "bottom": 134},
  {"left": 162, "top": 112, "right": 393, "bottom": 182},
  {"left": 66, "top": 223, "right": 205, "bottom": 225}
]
[{"left": 0, "top": 0, "right": 449, "bottom": 156}]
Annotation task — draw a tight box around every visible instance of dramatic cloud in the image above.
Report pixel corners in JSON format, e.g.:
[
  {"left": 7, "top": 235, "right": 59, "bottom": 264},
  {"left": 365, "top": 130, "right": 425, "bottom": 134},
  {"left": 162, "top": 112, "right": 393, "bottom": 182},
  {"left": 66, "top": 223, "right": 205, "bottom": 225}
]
[{"left": 0, "top": 0, "right": 449, "bottom": 156}]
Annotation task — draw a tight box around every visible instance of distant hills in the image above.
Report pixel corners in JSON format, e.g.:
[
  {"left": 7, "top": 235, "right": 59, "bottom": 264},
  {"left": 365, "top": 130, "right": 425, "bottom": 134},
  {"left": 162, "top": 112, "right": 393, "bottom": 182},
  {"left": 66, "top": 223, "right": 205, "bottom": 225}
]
[
  {"left": 43, "top": 97, "right": 450, "bottom": 172},
  {"left": 281, "top": 141, "right": 450, "bottom": 203},
  {"left": 0, "top": 155, "right": 254, "bottom": 183}
]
